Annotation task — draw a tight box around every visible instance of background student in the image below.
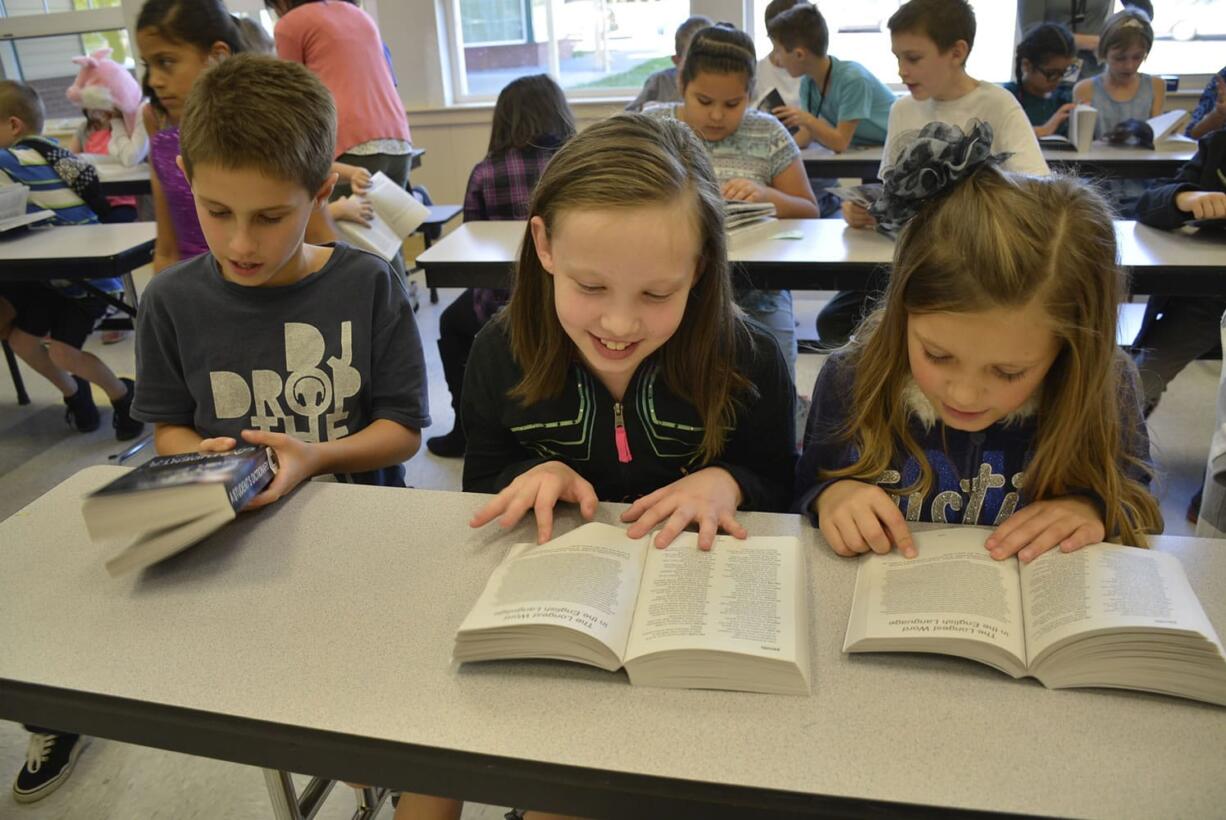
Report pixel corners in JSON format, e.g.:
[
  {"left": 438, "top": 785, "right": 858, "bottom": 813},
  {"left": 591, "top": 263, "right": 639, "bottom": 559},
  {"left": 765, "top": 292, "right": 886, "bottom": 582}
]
[
  {"left": 136, "top": 0, "right": 245, "bottom": 271},
  {"left": 624, "top": 15, "right": 712, "bottom": 112},
  {"left": 265, "top": 0, "right": 414, "bottom": 275},
  {"left": 1186, "top": 66, "right": 1226, "bottom": 139},
  {"left": 645, "top": 23, "right": 818, "bottom": 376},
  {"left": 0, "top": 80, "right": 143, "bottom": 442},
  {"left": 1073, "top": 7, "right": 1164, "bottom": 216},
  {"left": 427, "top": 74, "right": 575, "bottom": 458},
  {"left": 1132, "top": 130, "right": 1226, "bottom": 417},
  {"left": 797, "top": 162, "right": 1162, "bottom": 561},
  {"left": 1073, "top": 8, "right": 1164, "bottom": 137},
  {"left": 828, "top": 0, "right": 1048, "bottom": 348},
  {"left": 766, "top": 3, "right": 895, "bottom": 153},
  {"left": 1006, "top": 22, "right": 1078, "bottom": 138},
  {"left": 464, "top": 114, "right": 797, "bottom": 550},
  {"left": 133, "top": 55, "right": 430, "bottom": 497},
  {"left": 754, "top": 0, "right": 807, "bottom": 144},
  {"left": 1016, "top": 0, "right": 1114, "bottom": 79}
]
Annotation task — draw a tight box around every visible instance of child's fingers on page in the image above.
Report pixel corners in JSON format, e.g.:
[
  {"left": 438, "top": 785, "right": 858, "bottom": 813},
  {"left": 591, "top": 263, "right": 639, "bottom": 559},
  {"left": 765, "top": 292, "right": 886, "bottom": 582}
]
[
  {"left": 574, "top": 479, "right": 599, "bottom": 519},
  {"left": 833, "top": 512, "right": 870, "bottom": 554},
  {"left": 533, "top": 481, "right": 562, "bottom": 543},
  {"left": 468, "top": 493, "right": 508, "bottom": 527},
  {"left": 1059, "top": 521, "right": 1104, "bottom": 553},
  {"left": 620, "top": 486, "right": 665, "bottom": 523},
  {"left": 1017, "top": 519, "right": 1076, "bottom": 563},
  {"left": 497, "top": 486, "right": 537, "bottom": 530},
  {"left": 653, "top": 505, "right": 695, "bottom": 549},
  {"left": 626, "top": 496, "right": 675, "bottom": 539},
  {"left": 852, "top": 506, "right": 892, "bottom": 554},
  {"left": 696, "top": 512, "right": 719, "bottom": 551},
  {"left": 718, "top": 510, "right": 747, "bottom": 540},
  {"left": 821, "top": 519, "right": 854, "bottom": 557},
  {"left": 871, "top": 495, "right": 915, "bottom": 557},
  {"left": 985, "top": 502, "right": 1042, "bottom": 549}
]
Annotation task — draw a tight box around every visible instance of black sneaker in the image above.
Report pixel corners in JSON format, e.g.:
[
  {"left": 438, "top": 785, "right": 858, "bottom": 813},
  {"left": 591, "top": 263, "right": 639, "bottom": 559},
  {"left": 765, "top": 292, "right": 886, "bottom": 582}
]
[
  {"left": 63, "top": 376, "right": 100, "bottom": 433},
  {"left": 111, "top": 377, "right": 144, "bottom": 441},
  {"left": 426, "top": 426, "right": 466, "bottom": 458},
  {"left": 12, "top": 732, "right": 88, "bottom": 803}
]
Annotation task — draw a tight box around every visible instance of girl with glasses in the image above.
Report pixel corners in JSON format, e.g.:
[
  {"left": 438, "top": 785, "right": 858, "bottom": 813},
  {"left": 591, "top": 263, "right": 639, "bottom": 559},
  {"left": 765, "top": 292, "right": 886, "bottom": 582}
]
[{"left": 1005, "top": 22, "right": 1078, "bottom": 139}]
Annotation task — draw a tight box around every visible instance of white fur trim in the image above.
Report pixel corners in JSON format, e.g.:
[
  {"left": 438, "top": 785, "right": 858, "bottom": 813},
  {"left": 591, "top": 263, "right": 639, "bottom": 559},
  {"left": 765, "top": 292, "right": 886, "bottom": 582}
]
[{"left": 901, "top": 376, "right": 1039, "bottom": 431}]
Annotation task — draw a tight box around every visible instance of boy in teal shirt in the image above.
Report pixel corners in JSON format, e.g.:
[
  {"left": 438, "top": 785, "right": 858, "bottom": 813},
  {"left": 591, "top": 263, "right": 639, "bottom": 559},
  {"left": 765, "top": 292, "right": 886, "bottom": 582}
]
[{"left": 766, "top": 4, "right": 895, "bottom": 152}]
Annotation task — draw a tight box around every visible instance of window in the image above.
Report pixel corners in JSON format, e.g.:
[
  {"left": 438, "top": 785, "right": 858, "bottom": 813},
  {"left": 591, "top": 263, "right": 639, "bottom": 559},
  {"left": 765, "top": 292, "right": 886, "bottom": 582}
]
[
  {"left": 0, "top": 0, "right": 132, "bottom": 120},
  {"left": 446, "top": 0, "right": 690, "bottom": 100},
  {"left": 750, "top": 0, "right": 1012, "bottom": 87}
]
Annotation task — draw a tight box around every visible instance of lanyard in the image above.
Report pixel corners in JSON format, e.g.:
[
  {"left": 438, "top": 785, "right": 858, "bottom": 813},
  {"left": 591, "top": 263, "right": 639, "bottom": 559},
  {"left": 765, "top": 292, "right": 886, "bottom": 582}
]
[{"left": 813, "top": 58, "right": 833, "bottom": 121}]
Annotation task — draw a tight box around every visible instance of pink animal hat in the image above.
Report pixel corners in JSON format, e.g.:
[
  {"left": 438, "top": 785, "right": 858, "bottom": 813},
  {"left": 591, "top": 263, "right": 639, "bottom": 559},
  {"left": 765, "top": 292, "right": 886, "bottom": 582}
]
[{"left": 65, "top": 47, "right": 143, "bottom": 134}]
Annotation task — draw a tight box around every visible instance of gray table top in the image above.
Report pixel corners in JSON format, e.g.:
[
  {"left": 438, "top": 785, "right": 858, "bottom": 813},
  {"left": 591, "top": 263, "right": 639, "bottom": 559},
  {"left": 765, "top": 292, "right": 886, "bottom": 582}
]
[
  {"left": 2, "top": 466, "right": 1224, "bottom": 818},
  {"left": 0, "top": 222, "right": 156, "bottom": 263},
  {"left": 417, "top": 218, "right": 1226, "bottom": 271}
]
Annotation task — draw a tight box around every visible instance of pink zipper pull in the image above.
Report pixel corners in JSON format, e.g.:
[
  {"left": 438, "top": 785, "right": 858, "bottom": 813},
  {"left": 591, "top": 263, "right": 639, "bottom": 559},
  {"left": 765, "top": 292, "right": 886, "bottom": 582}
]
[{"left": 614, "top": 402, "right": 633, "bottom": 463}]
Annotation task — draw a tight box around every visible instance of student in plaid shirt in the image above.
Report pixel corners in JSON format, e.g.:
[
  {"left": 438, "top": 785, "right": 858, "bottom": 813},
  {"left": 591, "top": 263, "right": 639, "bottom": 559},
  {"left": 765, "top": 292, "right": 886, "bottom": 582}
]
[{"left": 427, "top": 74, "right": 575, "bottom": 458}]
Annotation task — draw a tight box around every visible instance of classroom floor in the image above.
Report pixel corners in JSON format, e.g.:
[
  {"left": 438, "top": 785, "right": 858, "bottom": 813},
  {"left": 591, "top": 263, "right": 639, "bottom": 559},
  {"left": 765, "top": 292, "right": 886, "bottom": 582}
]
[{"left": 0, "top": 265, "right": 1219, "bottom": 819}]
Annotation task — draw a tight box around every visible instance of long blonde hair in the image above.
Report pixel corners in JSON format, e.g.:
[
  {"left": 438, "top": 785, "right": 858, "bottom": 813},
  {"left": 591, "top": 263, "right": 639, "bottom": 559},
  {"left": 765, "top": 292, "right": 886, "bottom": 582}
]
[
  {"left": 824, "top": 167, "right": 1162, "bottom": 545},
  {"left": 500, "top": 113, "right": 751, "bottom": 464}
]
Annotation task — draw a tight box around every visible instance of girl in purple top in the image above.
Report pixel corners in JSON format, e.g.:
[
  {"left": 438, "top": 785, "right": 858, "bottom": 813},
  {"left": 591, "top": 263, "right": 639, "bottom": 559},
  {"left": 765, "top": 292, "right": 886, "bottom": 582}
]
[{"left": 137, "top": 0, "right": 244, "bottom": 271}]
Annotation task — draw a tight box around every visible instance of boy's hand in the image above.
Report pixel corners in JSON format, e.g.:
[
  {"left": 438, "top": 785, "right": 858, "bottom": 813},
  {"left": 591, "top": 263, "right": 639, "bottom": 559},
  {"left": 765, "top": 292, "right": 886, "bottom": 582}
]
[
  {"left": 722, "top": 177, "right": 768, "bottom": 202},
  {"left": 469, "top": 461, "right": 598, "bottom": 544},
  {"left": 771, "top": 105, "right": 813, "bottom": 133},
  {"left": 985, "top": 496, "right": 1105, "bottom": 564},
  {"left": 332, "top": 195, "right": 374, "bottom": 227},
  {"left": 237, "top": 429, "right": 320, "bottom": 511},
  {"left": 1037, "top": 102, "right": 1077, "bottom": 137},
  {"left": 816, "top": 480, "right": 915, "bottom": 558},
  {"left": 621, "top": 467, "right": 747, "bottom": 551},
  {"left": 842, "top": 200, "right": 877, "bottom": 229},
  {"left": 198, "top": 436, "right": 238, "bottom": 454},
  {"left": 1175, "top": 190, "right": 1226, "bottom": 220}
]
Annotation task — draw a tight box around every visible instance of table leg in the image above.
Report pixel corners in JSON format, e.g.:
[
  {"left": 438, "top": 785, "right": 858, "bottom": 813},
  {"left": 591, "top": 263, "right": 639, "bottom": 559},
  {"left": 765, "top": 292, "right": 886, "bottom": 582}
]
[
  {"left": 262, "top": 770, "right": 341, "bottom": 820},
  {"left": 3, "top": 340, "right": 30, "bottom": 405}
]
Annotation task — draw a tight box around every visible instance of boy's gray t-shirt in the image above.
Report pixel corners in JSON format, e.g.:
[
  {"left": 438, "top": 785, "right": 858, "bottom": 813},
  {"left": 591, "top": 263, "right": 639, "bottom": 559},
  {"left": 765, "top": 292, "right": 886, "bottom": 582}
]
[{"left": 133, "top": 243, "right": 430, "bottom": 453}]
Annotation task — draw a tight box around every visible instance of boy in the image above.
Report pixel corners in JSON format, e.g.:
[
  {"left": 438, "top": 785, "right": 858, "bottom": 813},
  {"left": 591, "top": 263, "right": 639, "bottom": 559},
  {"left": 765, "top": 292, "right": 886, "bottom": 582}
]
[
  {"left": 755, "top": 0, "right": 807, "bottom": 145},
  {"left": 132, "top": 54, "right": 429, "bottom": 504},
  {"left": 766, "top": 3, "right": 895, "bottom": 153},
  {"left": 625, "top": 15, "right": 712, "bottom": 112},
  {"left": 0, "top": 80, "right": 142, "bottom": 442},
  {"left": 823, "top": 0, "right": 1050, "bottom": 347}
]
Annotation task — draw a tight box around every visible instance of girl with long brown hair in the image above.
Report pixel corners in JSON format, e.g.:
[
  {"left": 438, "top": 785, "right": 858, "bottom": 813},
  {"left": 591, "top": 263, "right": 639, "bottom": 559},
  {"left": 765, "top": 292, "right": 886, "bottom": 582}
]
[
  {"left": 796, "top": 165, "right": 1162, "bottom": 562},
  {"left": 463, "top": 113, "right": 797, "bottom": 551}
]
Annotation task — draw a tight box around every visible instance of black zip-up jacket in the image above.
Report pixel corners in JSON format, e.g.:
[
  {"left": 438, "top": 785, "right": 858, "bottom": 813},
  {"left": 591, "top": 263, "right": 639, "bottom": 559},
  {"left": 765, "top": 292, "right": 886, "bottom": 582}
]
[{"left": 461, "top": 320, "right": 797, "bottom": 512}]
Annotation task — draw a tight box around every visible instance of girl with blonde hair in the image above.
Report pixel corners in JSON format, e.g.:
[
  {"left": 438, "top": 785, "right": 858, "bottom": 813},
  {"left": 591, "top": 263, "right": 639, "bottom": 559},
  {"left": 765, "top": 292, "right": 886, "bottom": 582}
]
[{"left": 796, "top": 163, "right": 1162, "bottom": 562}]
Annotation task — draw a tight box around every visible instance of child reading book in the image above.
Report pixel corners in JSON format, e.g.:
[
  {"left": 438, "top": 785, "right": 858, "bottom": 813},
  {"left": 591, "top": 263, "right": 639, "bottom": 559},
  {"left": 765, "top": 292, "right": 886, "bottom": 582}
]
[
  {"left": 132, "top": 54, "right": 430, "bottom": 498},
  {"left": 1005, "top": 22, "right": 1077, "bottom": 138},
  {"left": 765, "top": 4, "right": 895, "bottom": 153},
  {"left": 644, "top": 23, "right": 818, "bottom": 374},
  {"left": 464, "top": 114, "right": 797, "bottom": 548},
  {"left": 797, "top": 156, "right": 1163, "bottom": 563}
]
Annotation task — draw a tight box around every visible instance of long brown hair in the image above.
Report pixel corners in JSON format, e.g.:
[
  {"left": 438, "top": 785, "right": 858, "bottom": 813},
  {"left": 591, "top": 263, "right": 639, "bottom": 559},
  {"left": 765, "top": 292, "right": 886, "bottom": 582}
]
[
  {"left": 824, "top": 167, "right": 1162, "bottom": 545},
  {"left": 501, "top": 113, "right": 751, "bottom": 463},
  {"left": 488, "top": 74, "right": 575, "bottom": 157}
]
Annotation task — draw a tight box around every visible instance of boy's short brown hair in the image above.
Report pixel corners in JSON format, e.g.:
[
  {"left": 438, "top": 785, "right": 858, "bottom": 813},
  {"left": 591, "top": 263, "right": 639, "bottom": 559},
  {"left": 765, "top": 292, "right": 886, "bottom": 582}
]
[
  {"left": 888, "top": 0, "right": 976, "bottom": 53},
  {"left": 766, "top": 4, "right": 828, "bottom": 57},
  {"left": 763, "top": 0, "right": 805, "bottom": 25},
  {"left": 0, "top": 80, "right": 45, "bottom": 137},
  {"left": 674, "top": 15, "right": 714, "bottom": 59},
  {"left": 179, "top": 53, "right": 336, "bottom": 193}
]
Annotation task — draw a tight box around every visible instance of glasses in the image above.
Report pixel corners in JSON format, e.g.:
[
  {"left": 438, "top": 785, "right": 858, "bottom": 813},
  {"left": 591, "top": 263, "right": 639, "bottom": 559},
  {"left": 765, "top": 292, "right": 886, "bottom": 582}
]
[{"left": 1035, "top": 63, "right": 1081, "bottom": 83}]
